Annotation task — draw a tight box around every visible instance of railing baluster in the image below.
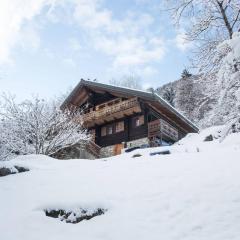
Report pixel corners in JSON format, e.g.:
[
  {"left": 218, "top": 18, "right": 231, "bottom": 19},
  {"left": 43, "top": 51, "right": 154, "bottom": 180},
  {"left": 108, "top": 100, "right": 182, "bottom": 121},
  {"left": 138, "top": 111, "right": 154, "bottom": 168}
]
[{"left": 83, "top": 97, "right": 138, "bottom": 123}]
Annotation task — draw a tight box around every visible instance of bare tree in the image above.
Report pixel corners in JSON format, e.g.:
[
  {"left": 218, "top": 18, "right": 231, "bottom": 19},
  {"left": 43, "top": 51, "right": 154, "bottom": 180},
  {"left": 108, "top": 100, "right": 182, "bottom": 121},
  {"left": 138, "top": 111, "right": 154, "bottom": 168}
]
[
  {"left": 162, "top": 86, "right": 176, "bottom": 107},
  {"left": 109, "top": 74, "right": 143, "bottom": 90},
  {"left": 0, "top": 94, "right": 89, "bottom": 160},
  {"left": 164, "top": 0, "right": 240, "bottom": 72}
]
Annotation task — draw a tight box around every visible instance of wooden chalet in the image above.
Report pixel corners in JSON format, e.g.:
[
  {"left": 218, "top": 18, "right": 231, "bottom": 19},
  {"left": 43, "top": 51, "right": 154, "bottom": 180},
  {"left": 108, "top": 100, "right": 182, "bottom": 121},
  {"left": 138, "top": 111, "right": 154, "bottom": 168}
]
[{"left": 62, "top": 79, "right": 199, "bottom": 158}]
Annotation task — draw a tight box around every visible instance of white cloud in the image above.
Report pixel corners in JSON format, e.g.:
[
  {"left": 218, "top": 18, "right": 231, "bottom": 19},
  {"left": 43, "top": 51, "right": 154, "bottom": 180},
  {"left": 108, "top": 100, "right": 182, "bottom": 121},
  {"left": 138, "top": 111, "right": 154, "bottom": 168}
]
[
  {"left": 139, "top": 66, "right": 158, "bottom": 77},
  {"left": 0, "top": 0, "right": 166, "bottom": 76},
  {"left": 71, "top": 0, "right": 165, "bottom": 69},
  {"left": 18, "top": 24, "right": 41, "bottom": 51},
  {"left": 73, "top": 0, "right": 116, "bottom": 32},
  {"left": 0, "top": 0, "right": 55, "bottom": 64},
  {"left": 175, "top": 31, "right": 192, "bottom": 51},
  {"left": 68, "top": 38, "right": 81, "bottom": 51},
  {"left": 43, "top": 48, "right": 55, "bottom": 59},
  {"left": 92, "top": 34, "right": 165, "bottom": 76},
  {"left": 62, "top": 57, "right": 76, "bottom": 67}
]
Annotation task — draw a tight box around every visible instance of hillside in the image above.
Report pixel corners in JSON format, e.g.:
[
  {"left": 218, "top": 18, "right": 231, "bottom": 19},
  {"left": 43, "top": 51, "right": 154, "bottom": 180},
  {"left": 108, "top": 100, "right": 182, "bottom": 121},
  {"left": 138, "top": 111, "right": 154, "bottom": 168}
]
[
  {"left": 157, "top": 75, "right": 216, "bottom": 128},
  {"left": 1, "top": 126, "right": 240, "bottom": 240},
  {"left": 157, "top": 33, "right": 240, "bottom": 129},
  {"left": 157, "top": 73, "right": 240, "bottom": 129}
]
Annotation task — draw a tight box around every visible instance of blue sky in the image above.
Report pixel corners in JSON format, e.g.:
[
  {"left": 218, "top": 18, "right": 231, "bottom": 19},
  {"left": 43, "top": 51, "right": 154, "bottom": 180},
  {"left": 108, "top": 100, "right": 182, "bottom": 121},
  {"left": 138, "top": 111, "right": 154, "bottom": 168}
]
[{"left": 0, "top": 0, "right": 191, "bottom": 100}]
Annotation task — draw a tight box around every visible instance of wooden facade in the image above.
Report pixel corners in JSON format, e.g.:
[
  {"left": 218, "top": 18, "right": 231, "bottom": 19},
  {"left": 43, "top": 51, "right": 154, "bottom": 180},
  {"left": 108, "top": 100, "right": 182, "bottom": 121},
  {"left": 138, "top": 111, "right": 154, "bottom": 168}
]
[{"left": 62, "top": 80, "right": 199, "bottom": 158}]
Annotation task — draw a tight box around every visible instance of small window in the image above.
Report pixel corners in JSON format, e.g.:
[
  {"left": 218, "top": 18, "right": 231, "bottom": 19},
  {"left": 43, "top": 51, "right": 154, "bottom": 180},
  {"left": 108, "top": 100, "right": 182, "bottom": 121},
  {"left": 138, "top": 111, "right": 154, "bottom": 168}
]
[
  {"left": 107, "top": 125, "right": 113, "bottom": 135},
  {"left": 133, "top": 115, "right": 144, "bottom": 127},
  {"left": 116, "top": 121, "right": 124, "bottom": 133},
  {"left": 101, "top": 127, "right": 106, "bottom": 136}
]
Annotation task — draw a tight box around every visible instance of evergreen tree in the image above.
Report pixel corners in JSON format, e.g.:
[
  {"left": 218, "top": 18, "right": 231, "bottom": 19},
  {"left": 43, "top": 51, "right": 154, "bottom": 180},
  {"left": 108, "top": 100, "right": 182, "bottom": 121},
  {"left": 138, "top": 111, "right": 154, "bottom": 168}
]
[{"left": 181, "top": 69, "right": 192, "bottom": 79}]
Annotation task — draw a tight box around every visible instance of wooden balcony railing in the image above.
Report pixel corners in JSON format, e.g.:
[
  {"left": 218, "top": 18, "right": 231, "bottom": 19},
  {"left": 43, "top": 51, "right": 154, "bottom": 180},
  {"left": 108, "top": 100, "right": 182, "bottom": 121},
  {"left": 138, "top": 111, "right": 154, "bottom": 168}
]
[
  {"left": 148, "top": 119, "right": 178, "bottom": 141},
  {"left": 83, "top": 97, "right": 141, "bottom": 127}
]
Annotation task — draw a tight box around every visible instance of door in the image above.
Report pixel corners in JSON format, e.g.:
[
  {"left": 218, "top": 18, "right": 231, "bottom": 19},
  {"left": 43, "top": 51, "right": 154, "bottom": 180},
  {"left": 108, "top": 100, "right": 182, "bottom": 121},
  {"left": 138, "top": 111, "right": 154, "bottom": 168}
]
[{"left": 113, "top": 144, "right": 123, "bottom": 155}]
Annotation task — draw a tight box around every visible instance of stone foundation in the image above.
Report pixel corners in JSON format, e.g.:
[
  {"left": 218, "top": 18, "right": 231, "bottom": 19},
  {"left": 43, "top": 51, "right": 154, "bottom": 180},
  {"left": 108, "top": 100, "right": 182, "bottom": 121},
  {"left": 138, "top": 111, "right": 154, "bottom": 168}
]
[
  {"left": 54, "top": 137, "right": 150, "bottom": 159},
  {"left": 100, "top": 137, "right": 149, "bottom": 158},
  {"left": 52, "top": 143, "right": 96, "bottom": 160},
  {"left": 126, "top": 137, "right": 149, "bottom": 148},
  {"left": 100, "top": 145, "right": 115, "bottom": 158}
]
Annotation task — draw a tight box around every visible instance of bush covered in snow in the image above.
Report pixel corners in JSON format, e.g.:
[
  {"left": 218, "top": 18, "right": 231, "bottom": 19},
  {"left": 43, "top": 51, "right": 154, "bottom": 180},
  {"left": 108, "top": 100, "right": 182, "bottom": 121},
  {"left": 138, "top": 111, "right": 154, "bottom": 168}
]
[{"left": 0, "top": 95, "right": 90, "bottom": 161}]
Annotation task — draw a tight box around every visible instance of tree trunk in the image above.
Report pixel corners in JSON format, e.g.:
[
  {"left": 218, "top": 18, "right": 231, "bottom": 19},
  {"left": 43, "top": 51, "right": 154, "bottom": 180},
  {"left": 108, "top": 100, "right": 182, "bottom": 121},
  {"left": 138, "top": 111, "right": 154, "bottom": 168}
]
[{"left": 216, "top": 0, "right": 233, "bottom": 39}]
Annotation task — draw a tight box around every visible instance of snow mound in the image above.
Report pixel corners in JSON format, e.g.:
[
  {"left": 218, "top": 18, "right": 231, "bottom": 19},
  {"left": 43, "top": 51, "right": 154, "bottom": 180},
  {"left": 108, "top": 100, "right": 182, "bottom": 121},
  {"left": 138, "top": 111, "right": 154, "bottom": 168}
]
[{"left": 1, "top": 126, "right": 240, "bottom": 239}]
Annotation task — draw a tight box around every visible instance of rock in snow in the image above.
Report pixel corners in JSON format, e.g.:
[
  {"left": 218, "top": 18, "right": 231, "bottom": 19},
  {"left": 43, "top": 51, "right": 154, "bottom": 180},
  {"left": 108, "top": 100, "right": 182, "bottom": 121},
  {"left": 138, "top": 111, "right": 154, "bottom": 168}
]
[{"left": 1, "top": 126, "right": 240, "bottom": 240}]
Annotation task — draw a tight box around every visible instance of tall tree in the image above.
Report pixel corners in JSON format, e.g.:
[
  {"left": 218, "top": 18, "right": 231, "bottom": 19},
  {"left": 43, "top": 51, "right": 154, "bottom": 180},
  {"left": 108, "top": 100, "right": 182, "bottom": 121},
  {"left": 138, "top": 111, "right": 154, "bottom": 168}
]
[
  {"left": 109, "top": 75, "right": 143, "bottom": 90},
  {"left": 164, "top": 0, "right": 240, "bottom": 72}
]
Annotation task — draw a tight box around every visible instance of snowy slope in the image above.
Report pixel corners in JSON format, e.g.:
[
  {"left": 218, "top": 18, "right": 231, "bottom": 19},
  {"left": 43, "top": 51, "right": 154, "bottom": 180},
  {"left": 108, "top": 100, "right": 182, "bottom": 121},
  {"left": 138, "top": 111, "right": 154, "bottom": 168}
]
[
  {"left": 157, "top": 74, "right": 220, "bottom": 128},
  {"left": 1, "top": 127, "right": 240, "bottom": 240},
  {"left": 157, "top": 33, "right": 240, "bottom": 129}
]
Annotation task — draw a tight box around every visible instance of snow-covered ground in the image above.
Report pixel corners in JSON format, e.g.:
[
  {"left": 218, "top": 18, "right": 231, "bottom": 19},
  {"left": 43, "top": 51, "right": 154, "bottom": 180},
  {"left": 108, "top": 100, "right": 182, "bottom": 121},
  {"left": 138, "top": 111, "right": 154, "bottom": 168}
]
[{"left": 1, "top": 126, "right": 240, "bottom": 240}]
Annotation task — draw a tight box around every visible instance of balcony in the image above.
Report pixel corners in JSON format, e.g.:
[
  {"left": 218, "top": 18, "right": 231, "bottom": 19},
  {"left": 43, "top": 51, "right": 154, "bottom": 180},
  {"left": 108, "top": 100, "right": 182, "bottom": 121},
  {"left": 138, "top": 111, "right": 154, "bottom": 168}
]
[
  {"left": 82, "top": 97, "right": 141, "bottom": 127},
  {"left": 148, "top": 119, "right": 178, "bottom": 141}
]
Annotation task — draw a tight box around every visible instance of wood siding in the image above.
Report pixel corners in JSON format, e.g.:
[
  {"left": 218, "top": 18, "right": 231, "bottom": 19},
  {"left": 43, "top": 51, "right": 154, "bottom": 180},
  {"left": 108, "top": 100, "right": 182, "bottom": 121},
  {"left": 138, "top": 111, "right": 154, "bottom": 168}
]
[
  {"left": 92, "top": 102, "right": 186, "bottom": 148},
  {"left": 94, "top": 111, "right": 149, "bottom": 147}
]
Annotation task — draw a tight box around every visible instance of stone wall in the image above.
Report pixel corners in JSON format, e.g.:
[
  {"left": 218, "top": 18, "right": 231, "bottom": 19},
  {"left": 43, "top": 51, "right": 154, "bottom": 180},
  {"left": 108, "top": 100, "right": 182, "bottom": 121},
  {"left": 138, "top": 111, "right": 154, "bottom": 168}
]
[
  {"left": 54, "top": 137, "right": 150, "bottom": 159},
  {"left": 100, "top": 145, "right": 115, "bottom": 158},
  {"left": 52, "top": 143, "right": 96, "bottom": 160},
  {"left": 100, "top": 137, "right": 149, "bottom": 158},
  {"left": 126, "top": 137, "right": 149, "bottom": 148}
]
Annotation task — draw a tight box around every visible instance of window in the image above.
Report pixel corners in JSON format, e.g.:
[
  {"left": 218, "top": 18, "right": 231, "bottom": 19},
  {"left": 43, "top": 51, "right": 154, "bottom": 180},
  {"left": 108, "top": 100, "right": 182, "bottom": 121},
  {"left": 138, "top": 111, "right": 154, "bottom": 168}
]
[
  {"left": 101, "top": 125, "right": 113, "bottom": 136},
  {"left": 116, "top": 121, "right": 124, "bottom": 133},
  {"left": 101, "top": 127, "right": 106, "bottom": 136},
  {"left": 101, "top": 121, "right": 124, "bottom": 136},
  {"left": 133, "top": 115, "right": 144, "bottom": 127},
  {"left": 107, "top": 125, "right": 113, "bottom": 135}
]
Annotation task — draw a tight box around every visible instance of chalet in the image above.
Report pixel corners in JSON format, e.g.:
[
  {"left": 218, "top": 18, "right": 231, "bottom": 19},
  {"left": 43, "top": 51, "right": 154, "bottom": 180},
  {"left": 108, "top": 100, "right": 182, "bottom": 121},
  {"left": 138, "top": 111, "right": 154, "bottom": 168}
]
[{"left": 62, "top": 79, "right": 199, "bottom": 158}]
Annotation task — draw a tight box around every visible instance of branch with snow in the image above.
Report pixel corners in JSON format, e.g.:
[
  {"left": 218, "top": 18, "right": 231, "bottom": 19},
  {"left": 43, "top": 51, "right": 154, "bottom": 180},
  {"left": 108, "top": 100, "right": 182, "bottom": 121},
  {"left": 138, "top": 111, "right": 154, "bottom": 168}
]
[{"left": 0, "top": 95, "right": 90, "bottom": 161}]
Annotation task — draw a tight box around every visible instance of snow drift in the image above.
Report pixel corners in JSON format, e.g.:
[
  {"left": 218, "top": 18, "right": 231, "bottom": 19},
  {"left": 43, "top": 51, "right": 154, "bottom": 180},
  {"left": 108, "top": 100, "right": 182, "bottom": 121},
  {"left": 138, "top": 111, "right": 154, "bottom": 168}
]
[{"left": 1, "top": 126, "right": 240, "bottom": 240}]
